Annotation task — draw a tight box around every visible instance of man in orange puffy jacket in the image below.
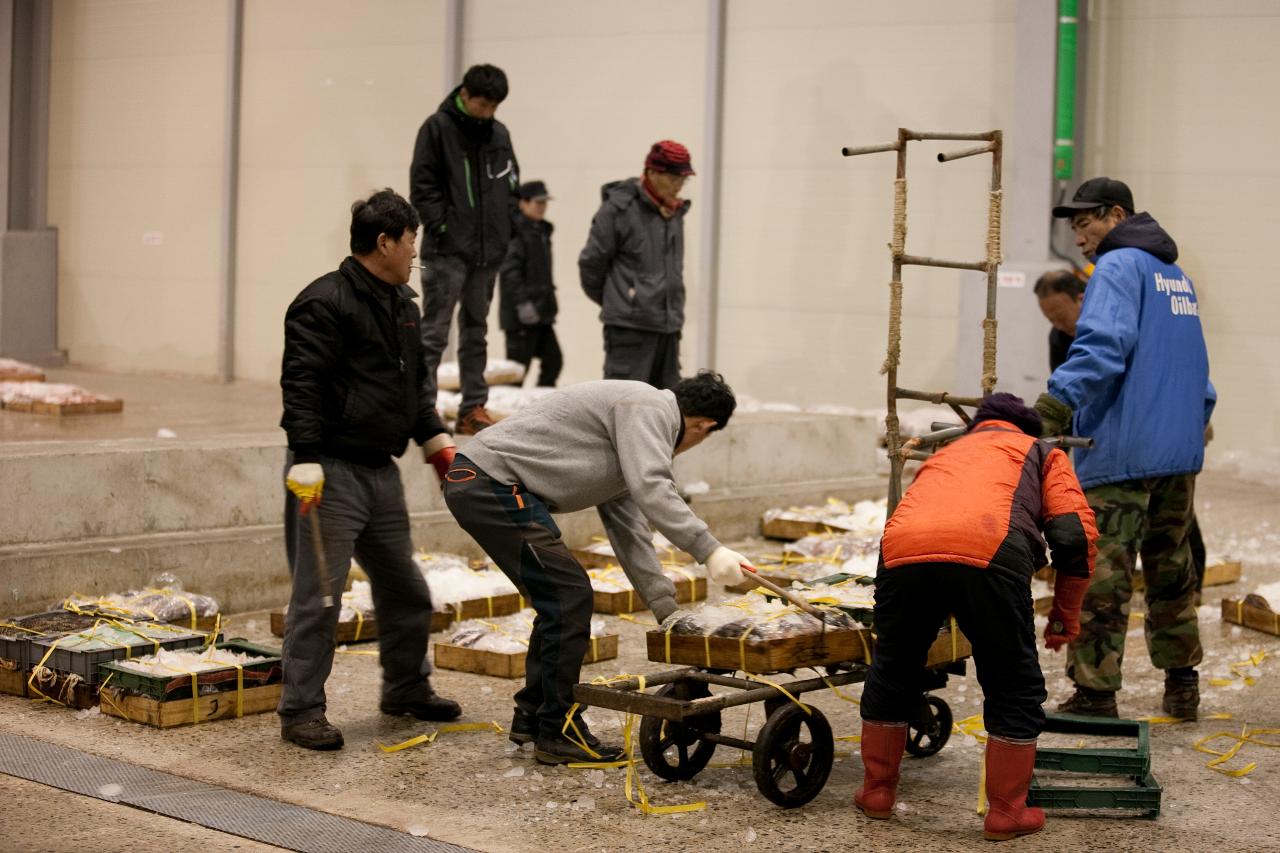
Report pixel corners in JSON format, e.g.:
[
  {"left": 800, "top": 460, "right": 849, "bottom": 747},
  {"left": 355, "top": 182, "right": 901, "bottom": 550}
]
[{"left": 855, "top": 393, "right": 1097, "bottom": 842}]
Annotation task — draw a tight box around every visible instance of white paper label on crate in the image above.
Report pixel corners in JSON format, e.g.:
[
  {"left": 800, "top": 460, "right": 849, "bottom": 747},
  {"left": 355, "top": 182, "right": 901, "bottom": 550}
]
[
  {"left": 997, "top": 271, "right": 1026, "bottom": 289},
  {"left": 142, "top": 231, "right": 164, "bottom": 246}
]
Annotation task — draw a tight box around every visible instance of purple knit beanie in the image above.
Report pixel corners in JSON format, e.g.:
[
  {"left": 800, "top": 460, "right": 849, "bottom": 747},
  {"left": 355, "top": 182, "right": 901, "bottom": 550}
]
[{"left": 971, "top": 392, "right": 1042, "bottom": 437}]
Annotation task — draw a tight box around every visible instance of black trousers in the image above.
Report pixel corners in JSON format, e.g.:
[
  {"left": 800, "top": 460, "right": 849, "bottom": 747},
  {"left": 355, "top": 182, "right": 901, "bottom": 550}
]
[
  {"left": 603, "top": 325, "right": 680, "bottom": 390},
  {"left": 860, "top": 561, "right": 1047, "bottom": 741},
  {"left": 505, "top": 324, "right": 563, "bottom": 387},
  {"left": 442, "top": 454, "right": 595, "bottom": 739}
]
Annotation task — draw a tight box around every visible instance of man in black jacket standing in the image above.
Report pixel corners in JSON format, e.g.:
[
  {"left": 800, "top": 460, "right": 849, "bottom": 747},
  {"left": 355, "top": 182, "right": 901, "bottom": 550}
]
[
  {"left": 579, "top": 140, "right": 693, "bottom": 390},
  {"left": 499, "top": 180, "right": 561, "bottom": 387},
  {"left": 279, "top": 190, "right": 461, "bottom": 750},
  {"left": 410, "top": 64, "right": 520, "bottom": 434}
]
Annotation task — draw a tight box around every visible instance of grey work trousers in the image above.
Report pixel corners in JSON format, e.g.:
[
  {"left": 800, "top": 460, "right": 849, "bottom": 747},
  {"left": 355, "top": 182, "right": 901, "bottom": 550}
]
[
  {"left": 278, "top": 452, "right": 433, "bottom": 727},
  {"left": 421, "top": 255, "right": 499, "bottom": 414},
  {"left": 602, "top": 325, "right": 681, "bottom": 390},
  {"left": 442, "top": 454, "right": 595, "bottom": 739}
]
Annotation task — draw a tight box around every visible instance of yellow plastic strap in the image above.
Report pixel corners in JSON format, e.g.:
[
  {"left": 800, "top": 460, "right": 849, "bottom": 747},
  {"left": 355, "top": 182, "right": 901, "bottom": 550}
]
[
  {"left": 627, "top": 589, "right": 634, "bottom": 613},
  {"left": 190, "top": 670, "right": 200, "bottom": 725},
  {"left": 977, "top": 754, "right": 987, "bottom": 815},
  {"left": 1142, "top": 712, "right": 1232, "bottom": 725},
  {"left": 664, "top": 626, "right": 673, "bottom": 664},
  {"left": 743, "top": 673, "right": 811, "bottom": 715},
  {"left": 949, "top": 616, "right": 958, "bottom": 662},
  {"left": 703, "top": 633, "right": 712, "bottom": 669},
  {"left": 486, "top": 595, "right": 495, "bottom": 618},
  {"left": 233, "top": 663, "right": 244, "bottom": 718},
  {"left": 0, "top": 621, "right": 44, "bottom": 635},
  {"left": 378, "top": 732, "right": 437, "bottom": 753},
  {"left": 818, "top": 674, "right": 860, "bottom": 705},
  {"left": 28, "top": 634, "right": 68, "bottom": 705},
  {"left": 562, "top": 702, "right": 602, "bottom": 760},
  {"left": 621, "top": 675, "right": 707, "bottom": 815},
  {"left": 857, "top": 629, "right": 873, "bottom": 664},
  {"left": 335, "top": 648, "right": 378, "bottom": 656},
  {"left": 590, "top": 636, "right": 599, "bottom": 662},
  {"left": 738, "top": 625, "right": 753, "bottom": 673},
  {"left": 353, "top": 610, "right": 364, "bottom": 642}
]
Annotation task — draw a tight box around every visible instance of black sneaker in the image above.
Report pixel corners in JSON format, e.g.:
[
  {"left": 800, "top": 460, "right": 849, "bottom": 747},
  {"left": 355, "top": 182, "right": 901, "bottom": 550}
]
[
  {"left": 281, "top": 716, "right": 344, "bottom": 751},
  {"left": 1057, "top": 686, "right": 1119, "bottom": 718},
  {"left": 1162, "top": 672, "right": 1200, "bottom": 720},
  {"left": 509, "top": 707, "right": 536, "bottom": 745},
  {"left": 381, "top": 691, "right": 462, "bottom": 722},
  {"left": 534, "top": 732, "right": 625, "bottom": 765}
]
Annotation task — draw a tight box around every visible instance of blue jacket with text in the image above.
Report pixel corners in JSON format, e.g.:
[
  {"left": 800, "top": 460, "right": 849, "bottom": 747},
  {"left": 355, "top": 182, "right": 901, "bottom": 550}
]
[{"left": 1048, "top": 213, "right": 1216, "bottom": 490}]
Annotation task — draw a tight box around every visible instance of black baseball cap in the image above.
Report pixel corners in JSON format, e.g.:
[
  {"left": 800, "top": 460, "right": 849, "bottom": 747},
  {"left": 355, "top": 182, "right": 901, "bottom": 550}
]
[
  {"left": 517, "top": 180, "right": 551, "bottom": 201},
  {"left": 1052, "top": 177, "right": 1135, "bottom": 218}
]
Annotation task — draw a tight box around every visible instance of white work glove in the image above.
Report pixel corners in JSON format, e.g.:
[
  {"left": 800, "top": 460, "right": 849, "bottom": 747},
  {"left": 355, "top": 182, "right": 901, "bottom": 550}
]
[
  {"left": 286, "top": 462, "right": 325, "bottom": 503},
  {"left": 705, "top": 546, "right": 750, "bottom": 587}
]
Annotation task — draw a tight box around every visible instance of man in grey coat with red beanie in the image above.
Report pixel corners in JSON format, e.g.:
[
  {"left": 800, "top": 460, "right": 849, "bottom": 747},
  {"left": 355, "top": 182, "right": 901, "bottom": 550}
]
[{"left": 579, "top": 140, "right": 693, "bottom": 390}]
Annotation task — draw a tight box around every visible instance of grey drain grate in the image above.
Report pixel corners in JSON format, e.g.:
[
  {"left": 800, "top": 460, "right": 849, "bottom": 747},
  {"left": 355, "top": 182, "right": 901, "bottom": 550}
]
[{"left": 0, "top": 731, "right": 477, "bottom": 853}]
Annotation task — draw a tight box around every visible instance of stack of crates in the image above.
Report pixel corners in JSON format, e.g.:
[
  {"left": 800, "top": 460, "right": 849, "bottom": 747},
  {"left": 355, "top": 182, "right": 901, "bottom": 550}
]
[{"left": 1029, "top": 714, "right": 1162, "bottom": 817}]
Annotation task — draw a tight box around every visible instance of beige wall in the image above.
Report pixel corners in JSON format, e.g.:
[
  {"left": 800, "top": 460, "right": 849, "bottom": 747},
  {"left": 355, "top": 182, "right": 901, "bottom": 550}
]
[
  {"left": 462, "top": 0, "right": 705, "bottom": 385},
  {"left": 48, "top": 0, "right": 229, "bottom": 375},
  {"left": 235, "top": 0, "right": 445, "bottom": 382},
  {"left": 43, "top": 1, "right": 1280, "bottom": 453},
  {"left": 1083, "top": 0, "right": 1280, "bottom": 452}
]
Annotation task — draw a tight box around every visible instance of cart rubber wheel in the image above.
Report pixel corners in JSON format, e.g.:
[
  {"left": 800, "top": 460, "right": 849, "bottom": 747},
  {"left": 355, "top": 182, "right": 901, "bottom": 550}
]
[
  {"left": 638, "top": 682, "right": 720, "bottom": 781},
  {"left": 905, "top": 694, "right": 952, "bottom": 758},
  {"left": 752, "top": 704, "right": 834, "bottom": 808}
]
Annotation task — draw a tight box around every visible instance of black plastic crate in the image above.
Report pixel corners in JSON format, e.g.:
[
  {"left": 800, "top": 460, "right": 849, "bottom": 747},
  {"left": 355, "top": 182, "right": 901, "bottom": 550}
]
[{"left": 0, "top": 611, "right": 99, "bottom": 669}]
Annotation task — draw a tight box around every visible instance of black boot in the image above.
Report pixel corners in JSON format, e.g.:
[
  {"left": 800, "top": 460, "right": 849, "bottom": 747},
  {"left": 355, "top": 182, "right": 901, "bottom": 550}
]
[
  {"left": 1162, "top": 668, "right": 1199, "bottom": 720},
  {"left": 281, "top": 716, "right": 344, "bottom": 750},
  {"left": 381, "top": 685, "right": 462, "bottom": 721},
  {"left": 1057, "top": 685, "right": 1118, "bottom": 717},
  {"left": 534, "top": 731, "right": 625, "bottom": 765},
  {"left": 509, "top": 707, "right": 536, "bottom": 745}
]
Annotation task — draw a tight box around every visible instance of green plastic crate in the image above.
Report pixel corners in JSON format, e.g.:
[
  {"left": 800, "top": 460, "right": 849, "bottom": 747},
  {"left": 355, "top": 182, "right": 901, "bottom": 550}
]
[
  {"left": 1036, "top": 714, "right": 1151, "bottom": 776},
  {"left": 97, "top": 638, "right": 281, "bottom": 700},
  {"left": 1028, "top": 771, "right": 1162, "bottom": 817}
]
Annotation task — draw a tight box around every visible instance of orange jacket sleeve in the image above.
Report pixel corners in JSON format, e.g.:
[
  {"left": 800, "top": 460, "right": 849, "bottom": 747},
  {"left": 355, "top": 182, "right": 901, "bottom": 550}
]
[{"left": 1040, "top": 447, "right": 1098, "bottom": 579}]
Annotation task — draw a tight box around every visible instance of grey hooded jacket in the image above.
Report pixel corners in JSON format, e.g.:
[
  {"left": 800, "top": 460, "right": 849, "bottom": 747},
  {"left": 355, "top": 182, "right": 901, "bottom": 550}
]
[
  {"left": 579, "top": 179, "right": 689, "bottom": 335},
  {"left": 459, "top": 380, "right": 720, "bottom": 620}
]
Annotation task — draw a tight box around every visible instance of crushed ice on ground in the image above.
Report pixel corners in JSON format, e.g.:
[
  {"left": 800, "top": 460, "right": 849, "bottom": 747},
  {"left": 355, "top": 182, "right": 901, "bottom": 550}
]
[
  {"left": 97, "top": 783, "right": 123, "bottom": 799},
  {"left": 503, "top": 766, "right": 525, "bottom": 778},
  {"left": 407, "top": 824, "right": 430, "bottom": 837},
  {"left": 744, "top": 827, "right": 757, "bottom": 843},
  {"left": 74, "top": 706, "right": 101, "bottom": 720}
]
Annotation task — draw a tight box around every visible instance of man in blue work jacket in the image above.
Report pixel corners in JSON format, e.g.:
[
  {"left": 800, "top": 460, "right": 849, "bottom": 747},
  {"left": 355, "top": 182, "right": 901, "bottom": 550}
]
[{"left": 1036, "top": 177, "right": 1215, "bottom": 720}]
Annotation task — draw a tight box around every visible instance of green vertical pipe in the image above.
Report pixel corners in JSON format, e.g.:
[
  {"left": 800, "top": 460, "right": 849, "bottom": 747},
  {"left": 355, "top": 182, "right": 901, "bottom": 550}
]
[{"left": 1054, "top": 0, "right": 1078, "bottom": 180}]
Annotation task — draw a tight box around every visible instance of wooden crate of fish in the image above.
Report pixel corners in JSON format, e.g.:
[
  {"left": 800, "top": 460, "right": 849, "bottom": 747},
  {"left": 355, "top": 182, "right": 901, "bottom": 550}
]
[
  {"left": 1222, "top": 595, "right": 1280, "bottom": 636},
  {"left": 590, "top": 567, "right": 705, "bottom": 615},
  {"left": 434, "top": 635, "right": 619, "bottom": 679},
  {"left": 101, "top": 683, "right": 283, "bottom": 728},
  {"left": 269, "top": 608, "right": 453, "bottom": 643}
]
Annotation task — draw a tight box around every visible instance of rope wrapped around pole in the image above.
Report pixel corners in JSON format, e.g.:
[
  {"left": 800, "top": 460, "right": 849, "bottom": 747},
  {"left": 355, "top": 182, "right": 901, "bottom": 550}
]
[
  {"left": 986, "top": 190, "right": 1003, "bottom": 268},
  {"left": 981, "top": 317, "right": 998, "bottom": 393},
  {"left": 891, "top": 179, "right": 907, "bottom": 256},
  {"left": 882, "top": 279, "right": 903, "bottom": 376}
]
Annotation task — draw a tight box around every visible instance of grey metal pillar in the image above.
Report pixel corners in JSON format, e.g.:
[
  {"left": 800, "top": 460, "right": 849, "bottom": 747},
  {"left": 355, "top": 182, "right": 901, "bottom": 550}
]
[
  {"left": 0, "top": 0, "right": 61, "bottom": 365},
  {"left": 443, "top": 0, "right": 463, "bottom": 93},
  {"left": 217, "top": 0, "right": 244, "bottom": 382},
  {"left": 694, "top": 0, "right": 726, "bottom": 371}
]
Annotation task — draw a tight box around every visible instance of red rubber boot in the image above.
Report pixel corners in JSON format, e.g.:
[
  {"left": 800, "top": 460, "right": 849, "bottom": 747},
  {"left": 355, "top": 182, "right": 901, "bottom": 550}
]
[
  {"left": 854, "top": 720, "right": 907, "bottom": 819},
  {"left": 983, "top": 735, "right": 1046, "bottom": 841}
]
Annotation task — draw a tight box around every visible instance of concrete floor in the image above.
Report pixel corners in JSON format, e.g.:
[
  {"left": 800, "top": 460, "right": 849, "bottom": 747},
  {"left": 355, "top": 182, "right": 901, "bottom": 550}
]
[
  {"left": 1, "top": 465, "right": 1278, "bottom": 852},
  {"left": 2, "top": 369, "right": 1278, "bottom": 850}
]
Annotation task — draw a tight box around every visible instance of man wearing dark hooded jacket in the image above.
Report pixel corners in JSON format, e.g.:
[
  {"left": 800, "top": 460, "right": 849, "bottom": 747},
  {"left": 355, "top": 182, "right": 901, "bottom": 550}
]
[
  {"left": 1035, "top": 178, "right": 1216, "bottom": 721},
  {"left": 579, "top": 140, "right": 693, "bottom": 390},
  {"left": 410, "top": 64, "right": 519, "bottom": 435}
]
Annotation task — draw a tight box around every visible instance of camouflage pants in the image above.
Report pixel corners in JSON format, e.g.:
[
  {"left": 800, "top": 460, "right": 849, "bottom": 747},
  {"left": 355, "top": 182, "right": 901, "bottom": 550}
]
[{"left": 1065, "top": 474, "right": 1203, "bottom": 692}]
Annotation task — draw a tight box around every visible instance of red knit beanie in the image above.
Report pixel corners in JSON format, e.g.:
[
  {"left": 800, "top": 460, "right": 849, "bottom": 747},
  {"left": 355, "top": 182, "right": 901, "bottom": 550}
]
[{"left": 644, "top": 140, "right": 695, "bottom": 176}]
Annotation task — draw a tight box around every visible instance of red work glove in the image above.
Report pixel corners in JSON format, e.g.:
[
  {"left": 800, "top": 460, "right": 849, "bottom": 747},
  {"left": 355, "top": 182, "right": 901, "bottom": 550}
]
[
  {"left": 1044, "top": 572, "right": 1091, "bottom": 651},
  {"left": 422, "top": 434, "right": 458, "bottom": 482}
]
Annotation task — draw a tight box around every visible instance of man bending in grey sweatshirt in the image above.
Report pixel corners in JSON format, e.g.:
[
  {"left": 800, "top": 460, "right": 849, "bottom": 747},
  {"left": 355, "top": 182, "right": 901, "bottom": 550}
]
[{"left": 442, "top": 372, "right": 751, "bottom": 763}]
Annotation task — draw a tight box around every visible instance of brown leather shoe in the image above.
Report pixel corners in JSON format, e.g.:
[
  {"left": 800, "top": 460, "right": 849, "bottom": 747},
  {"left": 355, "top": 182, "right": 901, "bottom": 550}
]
[
  {"left": 281, "top": 716, "right": 344, "bottom": 750},
  {"left": 455, "top": 406, "right": 496, "bottom": 435}
]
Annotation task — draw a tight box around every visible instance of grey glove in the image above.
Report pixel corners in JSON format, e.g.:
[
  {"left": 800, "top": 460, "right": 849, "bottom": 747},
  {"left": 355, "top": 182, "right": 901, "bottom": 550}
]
[{"left": 517, "top": 301, "right": 540, "bottom": 325}]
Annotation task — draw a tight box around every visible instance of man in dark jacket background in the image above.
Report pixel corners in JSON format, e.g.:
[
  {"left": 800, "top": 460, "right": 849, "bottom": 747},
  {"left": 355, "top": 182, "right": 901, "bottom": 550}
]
[
  {"left": 499, "top": 180, "right": 561, "bottom": 387},
  {"left": 579, "top": 140, "right": 693, "bottom": 390},
  {"left": 410, "top": 64, "right": 520, "bottom": 434},
  {"left": 1036, "top": 177, "right": 1215, "bottom": 720},
  {"left": 279, "top": 189, "right": 461, "bottom": 750}
]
